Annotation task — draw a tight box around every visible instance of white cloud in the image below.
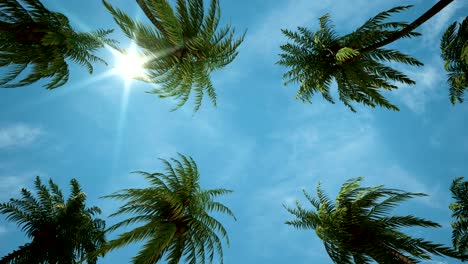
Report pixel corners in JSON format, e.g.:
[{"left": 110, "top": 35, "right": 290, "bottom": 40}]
[
  {"left": 392, "top": 1, "right": 464, "bottom": 113},
  {"left": 0, "top": 124, "right": 42, "bottom": 149},
  {"left": 394, "top": 64, "right": 445, "bottom": 113},
  {"left": 420, "top": 1, "right": 465, "bottom": 47},
  {"left": 0, "top": 174, "right": 35, "bottom": 200},
  {"left": 245, "top": 0, "right": 384, "bottom": 59}
]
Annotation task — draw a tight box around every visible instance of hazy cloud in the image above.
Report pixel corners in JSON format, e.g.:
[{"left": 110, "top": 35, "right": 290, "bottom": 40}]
[
  {"left": 0, "top": 124, "right": 42, "bottom": 149},
  {"left": 394, "top": 63, "right": 445, "bottom": 113},
  {"left": 0, "top": 174, "right": 35, "bottom": 200},
  {"left": 421, "top": 1, "right": 465, "bottom": 47}
]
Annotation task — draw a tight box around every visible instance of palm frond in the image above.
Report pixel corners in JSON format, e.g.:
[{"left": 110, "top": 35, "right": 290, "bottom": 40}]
[
  {"left": 286, "top": 177, "right": 458, "bottom": 263},
  {"left": 104, "top": 154, "right": 235, "bottom": 264},
  {"left": 278, "top": 6, "right": 424, "bottom": 112},
  {"left": 441, "top": 17, "right": 468, "bottom": 104},
  {"left": 0, "top": 176, "right": 105, "bottom": 263},
  {"left": 103, "top": 0, "right": 244, "bottom": 112},
  {"left": 0, "top": 0, "right": 116, "bottom": 89}
]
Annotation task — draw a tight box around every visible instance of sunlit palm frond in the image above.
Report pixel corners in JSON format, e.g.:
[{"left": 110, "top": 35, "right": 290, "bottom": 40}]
[
  {"left": 103, "top": 0, "right": 244, "bottom": 112},
  {"left": 285, "top": 177, "right": 458, "bottom": 263},
  {"left": 278, "top": 6, "right": 423, "bottom": 112},
  {"left": 103, "top": 153, "right": 235, "bottom": 264}
]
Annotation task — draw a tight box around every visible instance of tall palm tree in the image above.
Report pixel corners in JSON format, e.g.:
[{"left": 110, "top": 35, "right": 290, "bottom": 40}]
[
  {"left": 103, "top": 154, "right": 236, "bottom": 264},
  {"left": 441, "top": 17, "right": 468, "bottom": 104},
  {"left": 0, "top": 176, "right": 106, "bottom": 264},
  {"left": 102, "top": 0, "right": 244, "bottom": 112},
  {"left": 285, "top": 177, "right": 459, "bottom": 263},
  {"left": 278, "top": 1, "right": 453, "bottom": 112},
  {"left": 450, "top": 177, "right": 468, "bottom": 260},
  {"left": 0, "top": 0, "right": 117, "bottom": 89}
]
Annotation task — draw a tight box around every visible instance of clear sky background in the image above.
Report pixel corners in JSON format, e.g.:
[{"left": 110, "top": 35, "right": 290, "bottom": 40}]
[{"left": 0, "top": 0, "right": 467, "bottom": 263}]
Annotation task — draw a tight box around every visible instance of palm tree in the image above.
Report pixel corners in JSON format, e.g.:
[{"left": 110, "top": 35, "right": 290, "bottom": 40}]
[
  {"left": 0, "top": 0, "right": 117, "bottom": 89},
  {"left": 0, "top": 176, "right": 106, "bottom": 264},
  {"left": 450, "top": 177, "right": 468, "bottom": 260},
  {"left": 102, "top": 154, "right": 236, "bottom": 264},
  {"left": 278, "top": 1, "right": 453, "bottom": 112},
  {"left": 102, "top": 0, "right": 244, "bottom": 111},
  {"left": 285, "top": 177, "right": 459, "bottom": 263},
  {"left": 441, "top": 17, "right": 468, "bottom": 104}
]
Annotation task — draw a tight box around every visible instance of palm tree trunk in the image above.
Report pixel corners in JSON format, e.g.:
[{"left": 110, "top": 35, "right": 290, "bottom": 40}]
[
  {"left": 360, "top": 0, "right": 454, "bottom": 53},
  {"left": 135, "top": 0, "right": 167, "bottom": 36},
  {"left": 380, "top": 244, "right": 415, "bottom": 264},
  {"left": 387, "top": 248, "right": 415, "bottom": 264}
]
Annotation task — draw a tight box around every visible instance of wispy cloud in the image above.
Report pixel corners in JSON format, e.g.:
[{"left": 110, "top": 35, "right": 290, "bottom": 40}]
[
  {"left": 420, "top": 0, "right": 465, "bottom": 47},
  {"left": 245, "top": 0, "right": 384, "bottom": 60},
  {"left": 0, "top": 174, "right": 35, "bottom": 200},
  {"left": 394, "top": 63, "right": 445, "bottom": 113},
  {"left": 0, "top": 124, "right": 42, "bottom": 149},
  {"left": 392, "top": 1, "right": 464, "bottom": 113}
]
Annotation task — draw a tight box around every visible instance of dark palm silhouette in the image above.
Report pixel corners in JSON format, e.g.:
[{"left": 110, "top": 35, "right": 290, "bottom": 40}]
[
  {"left": 0, "top": 176, "right": 106, "bottom": 264},
  {"left": 0, "top": 0, "right": 117, "bottom": 89},
  {"left": 285, "top": 177, "right": 458, "bottom": 263}
]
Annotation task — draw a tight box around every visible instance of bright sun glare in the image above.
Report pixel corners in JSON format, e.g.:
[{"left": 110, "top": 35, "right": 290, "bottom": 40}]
[{"left": 112, "top": 45, "right": 146, "bottom": 83}]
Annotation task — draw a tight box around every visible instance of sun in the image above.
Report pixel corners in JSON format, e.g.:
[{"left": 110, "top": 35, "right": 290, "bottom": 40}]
[{"left": 111, "top": 44, "right": 147, "bottom": 83}]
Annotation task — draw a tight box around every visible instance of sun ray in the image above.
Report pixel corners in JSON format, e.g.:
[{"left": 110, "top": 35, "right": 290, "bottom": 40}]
[{"left": 110, "top": 43, "right": 148, "bottom": 87}]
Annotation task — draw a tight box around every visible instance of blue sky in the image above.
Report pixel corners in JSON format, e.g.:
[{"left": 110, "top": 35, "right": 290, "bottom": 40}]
[{"left": 1, "top": 0, "right": 468, "bottom": 263}]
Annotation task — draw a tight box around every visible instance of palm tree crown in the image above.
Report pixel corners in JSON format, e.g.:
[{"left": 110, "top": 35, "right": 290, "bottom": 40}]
[
  {"left": 103, "top": 0, "right": 244, "bottom": 111},
  {"left": 0, "top": 0, "right": 117, "bottom": 89},
  {"left": 0, "top": 176, "right": 106, "bottom": 264},
  {"left": 285, "top": 177, "right": 458, "bottom": 263},
  {"left": 441, "top": 17, "right": 468, "bottom": 104},
  {"left": 103, "top": 153, "right": 236, "bottom": 264},
  {"left": 278, "top": 6, "right": 426, "bottom": 112},
  {"left": 450, "top": 177, "right": 468, "bottom": 259}
]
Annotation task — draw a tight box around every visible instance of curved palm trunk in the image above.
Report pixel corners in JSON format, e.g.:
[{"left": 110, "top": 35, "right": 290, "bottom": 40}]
[
  {"left": 135, "top": 0, "right": 167, "bottom": 36},
  {"left": 360, "top": 0, "right": 454, "bottom": 53},
  {"left": 387, "top": 249, "right": 415, "bottom": 264},
  {"left": 380, "top": 243, "right": 415, "bottom": 264}
]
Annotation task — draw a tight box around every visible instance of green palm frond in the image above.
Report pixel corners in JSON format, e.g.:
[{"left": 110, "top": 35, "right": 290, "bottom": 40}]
[
  {"left": 103, "top": 153, "right": 235, "bottom": 264},
  {"left": 0, "top": 176, "right": 106, "bottom": 264},
  {"left": 441, "top": 17, "right": 468, "bottom": 104},
  {"left": 285, "top": 177, "right": 458, "bottom": 263},
  {"left": 103, "top": 0, "right": 245, "bottom": 112},
  {"left": 450, "top": 177, "right": 468, "bottom": 258},
  {"left": 0, "top": 0, "right": 116, "bottom": 89},
  {"left": 278, "top": 6, "right": 424, "bottom": 112}
]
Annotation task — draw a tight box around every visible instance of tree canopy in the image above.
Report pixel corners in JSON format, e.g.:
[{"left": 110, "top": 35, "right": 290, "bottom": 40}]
[
  {"left": 103, "top": 0, "right": 244, "bottom": 111},
  {"left": 102, "top": 154, "right": 236, "bottom": 264},
  {"left": 285, "top": 177, "right": 459, "bottom": 263},
  {"left": 0, "top": 0, "right": 116, "bottom": 89},
  {"left": 0, "top": 176, "right": 106, "bottom": 264},
  {"left": 441, "top": 17, "right": 468, "bottom": 104}
]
